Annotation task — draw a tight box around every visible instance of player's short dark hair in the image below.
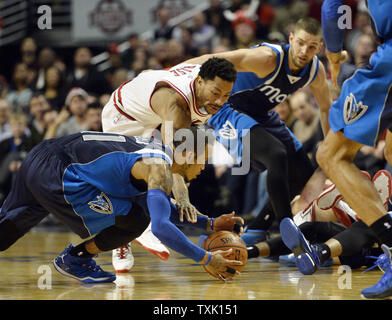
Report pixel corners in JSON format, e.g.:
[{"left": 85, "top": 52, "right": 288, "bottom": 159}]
[
  {"left": 198, "top": 57, "right": 237, "bottom": 83},
  {"left": 295, "top": 17, "right": 322, "bottom": 36}
]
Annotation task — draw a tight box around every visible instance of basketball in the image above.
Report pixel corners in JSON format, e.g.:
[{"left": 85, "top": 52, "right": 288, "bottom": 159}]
[{"left": 201, "top": 230, "right": 248, "bottom": 279}]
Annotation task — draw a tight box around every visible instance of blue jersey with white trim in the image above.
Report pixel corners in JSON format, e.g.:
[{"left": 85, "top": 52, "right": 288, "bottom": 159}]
[
  {"left": 366, "top": 0, "right": 392, "bottom": 43},
  {"left": 228, "top": 43, "right": 319, "bottom": 119},
  {"left": 47, "top": 132, "right": 172, "bottom": 199}
]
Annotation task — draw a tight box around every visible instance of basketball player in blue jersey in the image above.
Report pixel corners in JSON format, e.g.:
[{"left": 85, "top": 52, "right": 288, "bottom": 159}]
[
  {"left": 187, "top": 18, "right": 332, "bottom": 242},
  {"left": 0, "top": 128, "right": 244, "bottom": 283},
  {"left": 279, "top": 0, "right": 392, "bottom": 299}
]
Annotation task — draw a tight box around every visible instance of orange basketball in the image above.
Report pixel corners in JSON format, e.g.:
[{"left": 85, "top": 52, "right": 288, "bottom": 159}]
[{"left": 201, "top": 230, "right": 248, "bottom": 279}]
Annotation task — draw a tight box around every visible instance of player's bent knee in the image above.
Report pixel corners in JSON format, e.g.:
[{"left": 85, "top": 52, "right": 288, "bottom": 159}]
[{"left": 116, "top": 203, "right": 150, "bottom": 235}]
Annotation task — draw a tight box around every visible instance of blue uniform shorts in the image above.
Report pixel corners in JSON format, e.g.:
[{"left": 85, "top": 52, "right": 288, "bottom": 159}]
[
  {"left": 0, "top": 142, "right": 142, "bottom": 239},
  {"left": 329, "top": 39, "right": 392, "bottom": 146}
]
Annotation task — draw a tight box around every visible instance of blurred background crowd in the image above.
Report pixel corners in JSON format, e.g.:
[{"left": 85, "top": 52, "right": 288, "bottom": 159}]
[{"left": 0, "top": 0, "right": 389, "bottom": 228}]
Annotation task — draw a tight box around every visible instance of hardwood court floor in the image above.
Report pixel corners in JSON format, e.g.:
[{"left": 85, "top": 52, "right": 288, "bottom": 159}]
[{"left": 0, "top": 229, "right": 386, "bottom": 300}]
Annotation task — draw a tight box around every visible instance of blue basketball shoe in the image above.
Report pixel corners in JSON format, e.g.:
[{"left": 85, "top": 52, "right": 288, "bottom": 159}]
[
  {"left": 279, "top": 250, "right": 333, "bottom": 267},
  {"left": 279, "top": 218, "right": 320, "bottom": 275},
  {"left": 53, "top": 244, "right": 116, "bottom": 283},
  {"left": 361, "top": 244, "right": 392, "bottom": 299}
]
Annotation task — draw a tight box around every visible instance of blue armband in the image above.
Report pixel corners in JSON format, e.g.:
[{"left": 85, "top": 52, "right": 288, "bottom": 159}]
[{"left": 204, "top": 252, "right": 212, "bottom": 265}]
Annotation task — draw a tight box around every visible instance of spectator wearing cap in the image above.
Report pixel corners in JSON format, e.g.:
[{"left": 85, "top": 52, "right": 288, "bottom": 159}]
[
  {"left": 48, "top": 88, "right": 89, "bottom": 138},
  {"left": 232, "top": 14, "right": 259, "bottom": 49}
]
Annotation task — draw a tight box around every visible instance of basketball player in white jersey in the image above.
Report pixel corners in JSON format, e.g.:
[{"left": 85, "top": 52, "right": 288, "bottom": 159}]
[{"left": 101, "top": 57, "right": 237, "bottom": 272}]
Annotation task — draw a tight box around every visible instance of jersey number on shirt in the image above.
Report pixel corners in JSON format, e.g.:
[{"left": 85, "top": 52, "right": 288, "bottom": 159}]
[{"left": 170, "top": 65, "right": 196, "bottom": 77}]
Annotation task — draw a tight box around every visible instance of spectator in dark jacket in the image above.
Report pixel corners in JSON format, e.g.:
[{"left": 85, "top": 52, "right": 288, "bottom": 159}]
[
  {"left": 27, "top": 92, "right": 51, "bottom": 146},
  {"left": 65, "top": 47, "right": 112, "bottom": 96}
]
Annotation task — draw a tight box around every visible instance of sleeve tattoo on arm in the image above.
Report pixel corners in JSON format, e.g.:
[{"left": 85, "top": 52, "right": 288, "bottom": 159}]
[{"left": 148, "top": 164, "right": 173, "bottom": 195}]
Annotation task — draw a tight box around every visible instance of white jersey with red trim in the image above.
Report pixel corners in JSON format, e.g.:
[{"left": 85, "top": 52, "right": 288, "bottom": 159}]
[{"left": 102, "top": 63, "right": 211, "bottom": 137}]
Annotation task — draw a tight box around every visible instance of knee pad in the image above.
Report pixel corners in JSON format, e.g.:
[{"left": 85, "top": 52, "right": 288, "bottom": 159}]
[
  {"left": 93, "top": 204, "right": 150, "bottom": 252},
  {"left": 115, "top": 203, "right": 150, "bottom": 237}
]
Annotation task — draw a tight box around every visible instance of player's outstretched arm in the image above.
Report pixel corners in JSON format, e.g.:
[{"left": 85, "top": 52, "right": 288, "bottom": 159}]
[
  {"left": 150, "top": 87, "right": 204, "bottom": 223},
  {"left": 142, "top": 162, "right": 242, "bottom": 279},
  {"left": 146, "top": 162, "right": 208, "bottom": 260},
  {"left": 185, "top": 46, "right": 276, "bottom": 78}
]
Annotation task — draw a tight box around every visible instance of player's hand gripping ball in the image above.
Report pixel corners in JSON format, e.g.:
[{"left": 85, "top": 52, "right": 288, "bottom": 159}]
[{"left": 201, "top": 230, "right": 248, "bottom": 281}]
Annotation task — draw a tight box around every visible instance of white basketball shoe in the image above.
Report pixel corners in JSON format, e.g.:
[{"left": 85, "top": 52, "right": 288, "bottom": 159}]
[
  {"left": 134, "top": 222, "right": 170, "bottom": 261},
  {"left": 112, "top": 244, "right": 134, "bottom": 273},
  {"left": 112, "top": 223, "right": 170, "bottom": 273},
  {"left": 316, "top": 171, "right": 371, "bottom": 210},
  {"left": 315, "top": 170, "right": 392, "bottom": 226}
]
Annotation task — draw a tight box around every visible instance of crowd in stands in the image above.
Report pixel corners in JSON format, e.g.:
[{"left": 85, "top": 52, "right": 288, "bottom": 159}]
[{"left": 0, "top": 0, "right": 388, "bottom": 227}]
